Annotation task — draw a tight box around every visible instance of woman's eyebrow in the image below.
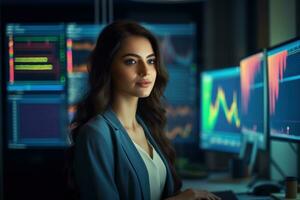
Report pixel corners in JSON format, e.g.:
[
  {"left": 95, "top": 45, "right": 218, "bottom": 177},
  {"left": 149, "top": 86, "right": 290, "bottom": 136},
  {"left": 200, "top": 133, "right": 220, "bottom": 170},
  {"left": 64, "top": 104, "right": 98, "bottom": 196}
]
[{"left": 121, "top": 53, "right": 155, "bottom": 58}]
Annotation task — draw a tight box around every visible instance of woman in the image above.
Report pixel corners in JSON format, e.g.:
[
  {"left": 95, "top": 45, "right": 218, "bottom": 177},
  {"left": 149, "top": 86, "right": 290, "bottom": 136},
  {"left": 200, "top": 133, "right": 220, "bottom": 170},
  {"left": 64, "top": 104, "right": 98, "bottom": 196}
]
[{"left": 70, "top": 20, "right": 220, "bottom": 200}]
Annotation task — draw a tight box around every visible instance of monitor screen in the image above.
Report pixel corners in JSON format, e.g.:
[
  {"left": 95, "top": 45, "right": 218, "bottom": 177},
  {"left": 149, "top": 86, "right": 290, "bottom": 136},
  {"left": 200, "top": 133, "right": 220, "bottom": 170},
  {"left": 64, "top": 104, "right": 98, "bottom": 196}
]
[
  {"left": 6, "top": 24, "right": 66, "bottom": 91},
  {"left": 145, "top": 24, "right": 198, "bottom": 144},
  {"left": 240, "top": 51, "right": 267, "bottom": 149},
  {"left": 6, "top": 24, "right": 69, "bottom": 148},
  {"left": 66, "top": 24, "right": 104, "bottom": 121},
  {"left": 268, "top": 39, "right": 300, "bottom": 142},
  {"left": 7, "top": 94, "right": 68, "bottom": 148},
  {"left": 201, "top": 67, "right": 242, "bottom": 153}
]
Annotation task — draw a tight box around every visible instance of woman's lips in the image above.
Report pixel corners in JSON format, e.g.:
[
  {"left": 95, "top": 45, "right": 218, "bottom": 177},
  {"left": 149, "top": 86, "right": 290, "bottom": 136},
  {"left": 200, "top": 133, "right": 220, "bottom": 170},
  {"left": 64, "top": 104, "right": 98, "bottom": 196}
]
[{"left": 136, "top": 80, "right": 151, "bottom": 88}]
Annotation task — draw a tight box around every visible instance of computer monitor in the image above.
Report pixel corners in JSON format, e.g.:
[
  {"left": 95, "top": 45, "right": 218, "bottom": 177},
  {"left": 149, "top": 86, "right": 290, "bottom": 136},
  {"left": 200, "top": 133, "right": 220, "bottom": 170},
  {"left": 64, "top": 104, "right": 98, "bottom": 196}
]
[
  {"left": 267, "top": 38, "right": 300, "bottom": 143},
  {"left": 239, "top": 51, "right": 268, "bottom": 173},
  {"left": 6, "top": 24, "right": 69, "bottom": 148},
  {"left": 200, "top": 67, "right": 242, "bottom": 153},
  {"left": 66, "top": 24, "right": 104, "bottom": 122},
  {"left": 145, "top": 23, "right": 198, "bottom": 144}
]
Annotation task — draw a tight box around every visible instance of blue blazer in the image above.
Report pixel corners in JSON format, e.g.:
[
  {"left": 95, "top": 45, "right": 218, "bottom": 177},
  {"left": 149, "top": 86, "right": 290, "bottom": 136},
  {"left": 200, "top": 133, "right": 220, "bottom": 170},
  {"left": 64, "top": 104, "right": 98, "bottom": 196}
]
[{"left": 73, "top": 108, "right": 175, "bottom": 200}]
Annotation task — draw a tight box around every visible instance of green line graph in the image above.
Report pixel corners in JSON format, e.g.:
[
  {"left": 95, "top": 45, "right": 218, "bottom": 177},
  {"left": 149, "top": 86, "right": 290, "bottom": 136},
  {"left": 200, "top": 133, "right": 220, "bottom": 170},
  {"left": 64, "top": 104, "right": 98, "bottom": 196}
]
[{"left": 202, "top": 76, "right": 241, "bottom": 132}]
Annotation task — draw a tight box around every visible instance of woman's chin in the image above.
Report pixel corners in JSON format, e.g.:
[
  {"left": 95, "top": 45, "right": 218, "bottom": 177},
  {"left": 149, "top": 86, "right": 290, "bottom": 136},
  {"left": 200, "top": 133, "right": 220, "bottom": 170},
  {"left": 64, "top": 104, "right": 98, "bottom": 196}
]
[{"left": 136, "top": 91, "right": 152, "bottom": 98}]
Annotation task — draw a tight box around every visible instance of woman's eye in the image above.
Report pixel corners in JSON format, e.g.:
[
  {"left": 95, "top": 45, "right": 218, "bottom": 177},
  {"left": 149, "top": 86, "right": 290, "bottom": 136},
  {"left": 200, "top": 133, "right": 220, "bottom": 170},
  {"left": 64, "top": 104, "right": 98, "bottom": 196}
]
[
  {"left": 147, "top": 58, "right": 156, "bottom": 65},
  {"left": 124, "top": 59, "right": 137, "bottom": 65}
]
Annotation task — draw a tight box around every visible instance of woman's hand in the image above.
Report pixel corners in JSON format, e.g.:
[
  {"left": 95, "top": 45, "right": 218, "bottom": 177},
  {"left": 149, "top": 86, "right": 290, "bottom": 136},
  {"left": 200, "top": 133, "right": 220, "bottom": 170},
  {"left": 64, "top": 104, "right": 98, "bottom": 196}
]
[{"left": 166, "top": 189, "right": 221, "bottom": 200}]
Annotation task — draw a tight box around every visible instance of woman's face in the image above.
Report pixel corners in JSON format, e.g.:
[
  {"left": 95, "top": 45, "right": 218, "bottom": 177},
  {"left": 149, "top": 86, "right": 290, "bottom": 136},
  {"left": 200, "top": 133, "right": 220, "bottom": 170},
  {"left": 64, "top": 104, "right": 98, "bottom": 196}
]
[{"left": 111, "top": 36, "right": 157, "bottom": 99}]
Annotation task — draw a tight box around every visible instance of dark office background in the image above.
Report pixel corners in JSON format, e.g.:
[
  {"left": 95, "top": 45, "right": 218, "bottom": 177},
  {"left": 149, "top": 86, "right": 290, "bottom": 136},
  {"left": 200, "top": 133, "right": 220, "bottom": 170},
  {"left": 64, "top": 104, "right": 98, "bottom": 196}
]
[{"left": 0, "top": 0, "right": 299, "bottom": 200}]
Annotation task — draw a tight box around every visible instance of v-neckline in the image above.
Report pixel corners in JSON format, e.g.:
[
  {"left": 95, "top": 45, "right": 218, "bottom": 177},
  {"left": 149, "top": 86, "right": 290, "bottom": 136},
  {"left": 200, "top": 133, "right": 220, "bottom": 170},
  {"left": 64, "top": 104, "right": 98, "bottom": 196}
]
[
  {"left": 133, "top": 140, "right": 154, "bottom": 160},
  {"left": 102, "top": 108, "right": 175, "bottom": 197}
]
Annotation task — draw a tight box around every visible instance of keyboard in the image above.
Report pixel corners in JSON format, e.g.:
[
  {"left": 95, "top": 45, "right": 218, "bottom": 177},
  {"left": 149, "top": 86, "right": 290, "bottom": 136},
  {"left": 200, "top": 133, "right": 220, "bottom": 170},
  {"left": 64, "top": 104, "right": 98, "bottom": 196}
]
[{"left": 213, "top": 190, "right": 238, "bottom": 200}]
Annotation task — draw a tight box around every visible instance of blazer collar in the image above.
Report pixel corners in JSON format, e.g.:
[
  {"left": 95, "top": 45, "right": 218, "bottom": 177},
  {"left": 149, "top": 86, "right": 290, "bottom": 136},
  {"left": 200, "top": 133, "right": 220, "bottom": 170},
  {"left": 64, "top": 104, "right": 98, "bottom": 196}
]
[
  {"left": 102, "top": 108, "right": 174, "bottom": 197},
  {"left": 102, "top": 108, "right": 150, "bottom": 200},
  {"left": 136, "top": 115, "right": 174, "bottom": 197}
]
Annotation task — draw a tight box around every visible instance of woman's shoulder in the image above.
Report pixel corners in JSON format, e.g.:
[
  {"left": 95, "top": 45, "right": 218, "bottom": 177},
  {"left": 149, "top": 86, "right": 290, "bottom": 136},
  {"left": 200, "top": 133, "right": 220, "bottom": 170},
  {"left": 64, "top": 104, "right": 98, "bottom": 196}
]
[
  {"left": 73, "top": 113, "right": 116, "bottom": 162},
  {"left": 85, "top": 114, "right": 110, "bottom": 129},
  {"left": 77, "top": 113, "right": 113, "bottom": 142}
]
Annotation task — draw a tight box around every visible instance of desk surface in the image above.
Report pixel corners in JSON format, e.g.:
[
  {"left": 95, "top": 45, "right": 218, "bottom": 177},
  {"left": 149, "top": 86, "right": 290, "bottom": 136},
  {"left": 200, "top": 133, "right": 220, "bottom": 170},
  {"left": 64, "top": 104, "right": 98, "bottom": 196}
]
[
  {"left": 271, "top": 193, "right": 300, "bottom": 200},
  {"left": 182, "top": 172, "right": 252, "bottom": 193},
  {"left": 182, "top": 173, "right": 274, "bottom": 200}
]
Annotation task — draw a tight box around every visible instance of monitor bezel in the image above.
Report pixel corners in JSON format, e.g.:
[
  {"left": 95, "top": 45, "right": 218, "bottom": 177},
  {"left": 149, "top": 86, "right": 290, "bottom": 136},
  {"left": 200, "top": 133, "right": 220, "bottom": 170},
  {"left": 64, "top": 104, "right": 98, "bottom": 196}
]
[
  {"left": 266, "top": 37, "right": 300, "bottom": 143},
  {"left": 200, "top": 66, "right": 242, "bottom": 154},
  {"left": 239, "top": 49, "right": 268, "bottom": 150},
  {"left": 4, "top": 23, "right": 70, "bottom": 149}
]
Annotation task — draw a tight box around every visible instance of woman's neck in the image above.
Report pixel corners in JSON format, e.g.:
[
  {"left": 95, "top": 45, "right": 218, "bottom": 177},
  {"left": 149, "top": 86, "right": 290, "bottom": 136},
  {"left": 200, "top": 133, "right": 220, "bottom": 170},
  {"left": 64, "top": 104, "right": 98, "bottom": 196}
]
[{"left": 111, "top": 94, "right": 139, "bottom": 130}]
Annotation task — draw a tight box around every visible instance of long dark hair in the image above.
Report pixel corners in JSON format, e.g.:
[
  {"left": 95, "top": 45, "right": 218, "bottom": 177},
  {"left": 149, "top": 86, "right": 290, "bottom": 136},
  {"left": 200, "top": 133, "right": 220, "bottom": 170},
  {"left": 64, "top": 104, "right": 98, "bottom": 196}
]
[{"left": 69, "top": 20, "right": 182, "bottom": 193}]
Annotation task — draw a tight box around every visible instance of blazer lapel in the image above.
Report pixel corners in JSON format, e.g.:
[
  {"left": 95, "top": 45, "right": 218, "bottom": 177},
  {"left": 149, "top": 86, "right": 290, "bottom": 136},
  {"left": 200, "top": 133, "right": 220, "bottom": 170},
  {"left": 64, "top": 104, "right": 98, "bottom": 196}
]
[
  {"left": 103, "top": 109, "right": 150, "bottom": 200},
  {"left": 137, "top": 116, "right": 174, "bottom": 197}
]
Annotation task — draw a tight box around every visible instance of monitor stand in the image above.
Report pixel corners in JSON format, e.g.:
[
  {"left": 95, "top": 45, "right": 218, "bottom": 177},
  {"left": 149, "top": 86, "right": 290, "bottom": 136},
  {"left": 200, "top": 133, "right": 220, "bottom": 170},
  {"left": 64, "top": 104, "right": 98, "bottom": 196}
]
[{"left": 239, "top": 136, "right": 259, "bottom": 187}]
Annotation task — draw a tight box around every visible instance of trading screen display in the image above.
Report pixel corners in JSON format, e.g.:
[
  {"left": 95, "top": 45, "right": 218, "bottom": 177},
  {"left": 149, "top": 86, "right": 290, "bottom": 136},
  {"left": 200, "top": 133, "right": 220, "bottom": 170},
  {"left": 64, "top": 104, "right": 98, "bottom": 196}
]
[
  {"left": 268, "top": 39, "right": 300, "bottom": 142},
  {"left": 240, "top": 52, "right": 266, "bottom": 149},
  {"left": 145, "top": 24, "right": 198, "bottom": 144},
  {"left": 201, "top": 67, "right": 242, "bottom": 153},
  {"left": 66, "top": 24, "right": 104, "bottom": 121},
  {"left": 7, "top": 94, "right": 68, "bottom": 147},
  {"left": 6, "top": 24, "right": 69, "bottom": 148},
  {"left": 6, "top": 24, "right": 66, "bottom": 91}
]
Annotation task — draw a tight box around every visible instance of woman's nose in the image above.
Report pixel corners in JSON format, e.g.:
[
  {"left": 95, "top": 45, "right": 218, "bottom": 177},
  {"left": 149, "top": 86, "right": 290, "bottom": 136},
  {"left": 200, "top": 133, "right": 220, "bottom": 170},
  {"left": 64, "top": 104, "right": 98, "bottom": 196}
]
[{"left": 138, "top": 60, "right": 148, "bottom": 76}]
